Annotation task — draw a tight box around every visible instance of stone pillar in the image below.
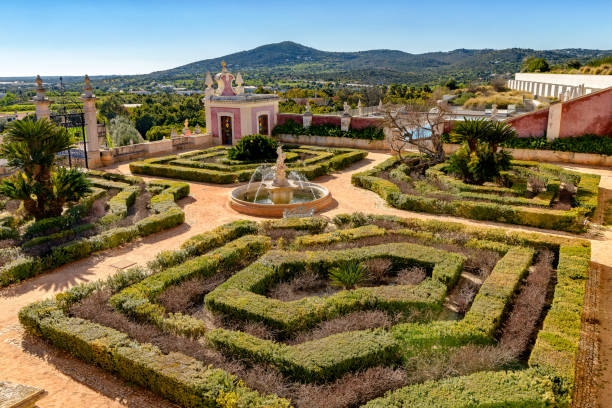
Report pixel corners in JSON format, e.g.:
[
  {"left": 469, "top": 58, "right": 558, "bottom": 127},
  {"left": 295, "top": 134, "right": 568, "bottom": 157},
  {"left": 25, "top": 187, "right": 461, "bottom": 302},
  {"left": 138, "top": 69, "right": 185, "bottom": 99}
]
[
  {"left": 340, "top": 113, "right": 351, "bottom": 132},
  {"left": 357, "top": 99, "right": 363, "bottom": 116},
  {"left": 32, "top": 75, "right": 52, "bottom": 120},
  {"left": 546, "top": 102, "right": 562, "bottom": 141},
  {"left": 80, "top": 75, "right": 101, "bottom": 168},
  {"left": 204, "top": 72, "right": 214, "bottom": 138},
  {"left": 303, "top": 103, "right": 312, "bottom": 128}
]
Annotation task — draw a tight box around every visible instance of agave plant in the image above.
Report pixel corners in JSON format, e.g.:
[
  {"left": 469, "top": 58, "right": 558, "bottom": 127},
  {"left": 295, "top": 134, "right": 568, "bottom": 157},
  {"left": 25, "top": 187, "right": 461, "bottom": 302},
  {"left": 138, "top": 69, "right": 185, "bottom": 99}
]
[
  {"left": 328, "top": 260, "right": 367, "bottom": 290},
  {"left": 0, "top": 118, "right": 91, "bottom": 220}
]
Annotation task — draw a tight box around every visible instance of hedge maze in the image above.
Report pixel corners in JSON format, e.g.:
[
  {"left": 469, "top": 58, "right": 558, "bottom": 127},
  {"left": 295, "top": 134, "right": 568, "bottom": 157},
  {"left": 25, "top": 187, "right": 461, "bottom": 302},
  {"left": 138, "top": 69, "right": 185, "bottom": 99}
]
[
  {"left": 20, "top": 213, "right": 591, "bottom": 407},
  {"left": 0, "top": 171, "right": 188, "bottom": 287},
  {"left": 129, "top": 145, "right": 368, "bottom": 183},
  {"left": 353, "top": 156, "right": 600, "bottom": 233}
]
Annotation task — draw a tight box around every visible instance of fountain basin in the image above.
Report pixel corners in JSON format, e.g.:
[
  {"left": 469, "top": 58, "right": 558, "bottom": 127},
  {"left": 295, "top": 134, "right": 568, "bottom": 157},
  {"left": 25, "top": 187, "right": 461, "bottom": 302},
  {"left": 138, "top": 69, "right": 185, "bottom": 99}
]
[{"left": 230, "top": 182, "right": 332, "bottom": 217}]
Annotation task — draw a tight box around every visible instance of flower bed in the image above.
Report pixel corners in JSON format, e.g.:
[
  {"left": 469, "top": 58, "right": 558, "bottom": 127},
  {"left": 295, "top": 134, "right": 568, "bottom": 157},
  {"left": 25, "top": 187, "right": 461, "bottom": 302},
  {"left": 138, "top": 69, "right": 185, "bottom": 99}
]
[
  {"left": 129, "top": 145, "right": 368, "bottom": 184},
  {"left": 352, "top": 155, "right": 600, "bottom": 233},
  {"left": 0, "top": 171, "right": 188, "bottom": 287},
  {"left": 20, "top": 214, "right": 590, "bottom": 407}
]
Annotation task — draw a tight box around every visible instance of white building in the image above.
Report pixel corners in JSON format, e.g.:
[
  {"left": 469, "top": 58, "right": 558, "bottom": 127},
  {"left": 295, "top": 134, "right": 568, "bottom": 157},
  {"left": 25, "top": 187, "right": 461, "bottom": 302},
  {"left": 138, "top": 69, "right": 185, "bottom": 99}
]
[{"left": 507, "top": 73, "right": 612, "bottom": 100}]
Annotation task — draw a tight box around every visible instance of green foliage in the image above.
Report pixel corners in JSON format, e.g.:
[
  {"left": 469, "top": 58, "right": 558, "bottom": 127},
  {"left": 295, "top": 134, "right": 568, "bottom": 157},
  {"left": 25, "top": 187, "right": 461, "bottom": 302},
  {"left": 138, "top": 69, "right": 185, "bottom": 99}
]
[
  {"left": 586, "top": 55, "right": 612, "bottom": 67},
  {"left": 501, "top": 134, "right": 612, "bottom": 156},
  {"left": 0, "top": 118, "right": 91, "bottom": 220},
  {"left": 227, "top": 134, "right": 278, "bottom": 161},
  {"left": 18, "top": 300, "right": 287, "bottom": 408},
  {"left": 130, "top": 146, "right": 367, "bottom": 184},
  {"left": 352, "top": 158, "right": 599, "bottom": 233},
  {"left": 272, "top": 119, "right": 384, "bottom": 140},
  {"left": 19, "top": 214, "right": 591, "bottom": 405},
  {"left": 448, "top": 119, "right": 515, "bottom": 184},
  {"left": 521, "top": 57, "right": 550, "bottom": 72},
  {"left": 108, "top": 116, "right": 144, "bottom": 147},
  {"left": 363, "top": 369, "right": 557, "bottom": 407},
  {"left": 0, "top": 175, "right": 188, "bottom": 287},
  {"left": 328, "top": 260, "right": 367, "bottom": 289}
]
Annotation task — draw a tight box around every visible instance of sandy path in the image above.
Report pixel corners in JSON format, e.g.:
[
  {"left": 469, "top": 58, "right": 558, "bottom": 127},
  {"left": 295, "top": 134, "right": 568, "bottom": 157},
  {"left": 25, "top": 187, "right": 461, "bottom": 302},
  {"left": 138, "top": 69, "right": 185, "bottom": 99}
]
[{"left": 0, "top": 151, "right": 611, "bottom": 407}]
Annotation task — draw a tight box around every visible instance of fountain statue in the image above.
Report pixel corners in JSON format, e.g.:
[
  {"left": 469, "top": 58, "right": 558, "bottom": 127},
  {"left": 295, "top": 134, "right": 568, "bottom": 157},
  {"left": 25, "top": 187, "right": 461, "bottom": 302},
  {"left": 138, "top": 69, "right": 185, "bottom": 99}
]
[
  {"left": 273, "top": 146, "right": 289, "bottom": 187},
  {"left": 264, "top": 145, "right": 296, "bottom": 204}
]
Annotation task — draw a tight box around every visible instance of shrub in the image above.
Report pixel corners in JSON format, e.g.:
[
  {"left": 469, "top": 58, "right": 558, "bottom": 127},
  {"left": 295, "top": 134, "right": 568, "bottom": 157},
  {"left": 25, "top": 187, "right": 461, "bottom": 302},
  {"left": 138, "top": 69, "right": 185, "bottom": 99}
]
[
  {"left": 329, "top": 260, "right": 368, "bottom": 289},
  {"left": 272, "top": 119, "right": 384, "bottom": 140},
  {"left": 227, "top": 134, "right": 277, "bottom": 161},
  {"left": 108, "top": 116, "right": 144, "bottom": 146}
]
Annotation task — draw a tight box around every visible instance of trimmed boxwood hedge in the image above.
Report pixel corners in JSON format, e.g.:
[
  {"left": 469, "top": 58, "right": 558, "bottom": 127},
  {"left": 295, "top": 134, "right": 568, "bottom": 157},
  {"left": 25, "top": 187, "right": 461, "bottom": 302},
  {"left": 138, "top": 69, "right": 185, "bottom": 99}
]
[
  {"left": 205, "top": 242, "right": 464, "bottom": 335},
  {"left": 352, "top": 157, "right": 600, "bottom": 233},
  {"left": 20, "top": 214, "right": 591, "bottom": 407},
  {"left": 129, "top": 145, "right": 368, "bottom": 184},
  {"left": 18, "top": 300, "right": 289, "bottom": 408},
  {"left": 0, "top": 173, "right": 189, "bottom": 287}
]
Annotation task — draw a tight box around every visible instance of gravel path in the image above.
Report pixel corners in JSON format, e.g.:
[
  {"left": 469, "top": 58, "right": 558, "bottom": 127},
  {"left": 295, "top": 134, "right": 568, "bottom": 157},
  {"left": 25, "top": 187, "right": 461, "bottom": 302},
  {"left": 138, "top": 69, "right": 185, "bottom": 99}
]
[{"left": 0, "top": 151, "right": 611, "bottom": 407}]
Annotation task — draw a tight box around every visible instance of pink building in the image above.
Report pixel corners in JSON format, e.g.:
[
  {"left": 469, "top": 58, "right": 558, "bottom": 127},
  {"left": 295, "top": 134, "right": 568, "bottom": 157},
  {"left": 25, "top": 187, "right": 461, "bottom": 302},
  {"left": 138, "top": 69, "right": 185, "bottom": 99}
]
[{"left": 204, "top": 62, "right": 279, "bottom": 145}]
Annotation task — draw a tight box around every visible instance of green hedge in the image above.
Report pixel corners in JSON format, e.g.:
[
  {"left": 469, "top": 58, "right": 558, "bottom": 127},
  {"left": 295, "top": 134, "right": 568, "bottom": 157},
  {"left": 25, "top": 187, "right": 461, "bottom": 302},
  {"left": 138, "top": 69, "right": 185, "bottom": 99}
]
[
  {"left": 109, "top": 235, "right": 271, "bottom": 338},
  {"left": 353, "top": 158, "right": 600, "bottom": 233},
  {"left": 272, "top": 119, "right": 385, "bottom": 140},
  {"left": 0, "top": 176, "right": 189, "bottom": 287},
  {"left": 499, "top": 133, "right": 612, "bottom": 156},
  {"left": 20, "top": 214, "right": 591, "bottom": 405},
  {"left": 18, "top": 300, "right": 289, "bottom": 408},
  {"left": 205, "top": 243, "right": 464, "bottom": 334},
  {"left": 129, "top": 146, "right": 368, "bottom": 184},
  {"left": 362, "top": 369, "right": 557, "bottom": 407}
]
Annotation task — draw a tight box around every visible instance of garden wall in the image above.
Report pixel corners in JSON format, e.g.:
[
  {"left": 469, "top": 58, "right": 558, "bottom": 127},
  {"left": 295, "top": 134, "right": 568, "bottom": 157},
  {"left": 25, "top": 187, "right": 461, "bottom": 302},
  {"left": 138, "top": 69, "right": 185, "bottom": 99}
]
[
  {"left": 276, "top": 113, "right": 383, "bottom": 130},
  {"left": 507, "top": 109, "right": 550, "bottom": 138},
  {"left": 507, "top": 86, "right": 612, "bottom": 139},
  {"left": 276, "top": 133, "right": 389, "bottom": 150},
  {"left": 100, "top": 134, "right": 213, "bottom": 166}
]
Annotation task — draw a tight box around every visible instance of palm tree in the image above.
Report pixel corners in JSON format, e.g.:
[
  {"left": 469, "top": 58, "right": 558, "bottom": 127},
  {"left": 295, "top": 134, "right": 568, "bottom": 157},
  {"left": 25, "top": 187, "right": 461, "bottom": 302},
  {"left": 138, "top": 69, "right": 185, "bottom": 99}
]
[
  {"left": 450, "top": 118, "right": 492, "bottom": 154},
  {"left": 0, "top": 118, "right": 90, "bottom": 220},
  {"left": 482, "top": 121, "right": 517, "bottom": 153}
]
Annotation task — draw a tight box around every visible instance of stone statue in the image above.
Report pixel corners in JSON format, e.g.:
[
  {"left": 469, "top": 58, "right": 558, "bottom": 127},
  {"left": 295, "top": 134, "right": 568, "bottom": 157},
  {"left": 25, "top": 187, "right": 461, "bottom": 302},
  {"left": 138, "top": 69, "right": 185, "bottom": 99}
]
[
  {"left": 170, "top": 128, "right": 178, "bottom": 138},
  {"left": 182, "top": 119, "right": 192, "bottom": 136},
  {"left": 343, "top": 101, "right": 350, "bottom": 113},
  {"left": 273, "top": 145, "right": 288, "bottom": 187},
  {"left": 194, "top": 124, "right": 201, "bottom": 134}
]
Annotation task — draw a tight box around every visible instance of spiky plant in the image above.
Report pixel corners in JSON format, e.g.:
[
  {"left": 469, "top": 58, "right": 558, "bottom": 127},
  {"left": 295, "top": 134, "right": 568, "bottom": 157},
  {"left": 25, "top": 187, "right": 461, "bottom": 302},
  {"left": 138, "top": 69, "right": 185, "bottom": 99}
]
[
  {"left": 328, "top": 260, "right": 367, "bottom": 290},
  {"left": 0, "top": 118, "right": 91, "bottom": 220},
  {"left": 450, "top": 118, "right": 492, "bottom": 154},
  {"left": 482, "top": 121, "right": 517, "bottom": 153}
]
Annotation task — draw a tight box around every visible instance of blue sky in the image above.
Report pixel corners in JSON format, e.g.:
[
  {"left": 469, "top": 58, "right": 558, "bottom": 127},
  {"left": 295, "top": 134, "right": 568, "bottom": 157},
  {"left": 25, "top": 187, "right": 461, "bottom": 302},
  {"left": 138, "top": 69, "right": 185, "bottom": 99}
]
[{"left": 1, "top": 0, "right": 611, "bottom": 76}]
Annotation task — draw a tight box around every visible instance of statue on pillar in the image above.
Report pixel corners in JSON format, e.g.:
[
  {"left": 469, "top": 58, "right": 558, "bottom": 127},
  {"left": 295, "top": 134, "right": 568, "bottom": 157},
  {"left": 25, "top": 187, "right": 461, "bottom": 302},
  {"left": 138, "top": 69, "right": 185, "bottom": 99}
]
[{"left": 182, "top": 119, "right": 192, "bottom": 136}]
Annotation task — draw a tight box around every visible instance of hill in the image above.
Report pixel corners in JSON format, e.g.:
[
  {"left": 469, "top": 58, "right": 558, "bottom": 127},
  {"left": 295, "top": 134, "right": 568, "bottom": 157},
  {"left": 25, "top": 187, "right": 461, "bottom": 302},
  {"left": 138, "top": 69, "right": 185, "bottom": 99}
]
[{"left": 143, "top": 41, "right": 611, "bottom": 86}]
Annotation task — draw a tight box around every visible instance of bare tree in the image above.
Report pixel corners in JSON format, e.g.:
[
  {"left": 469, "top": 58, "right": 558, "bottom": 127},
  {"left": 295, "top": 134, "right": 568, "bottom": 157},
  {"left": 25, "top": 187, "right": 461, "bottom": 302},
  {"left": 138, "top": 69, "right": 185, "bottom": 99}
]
[{"left": 382, "top": 97, "right": 450, "bottom": 165}]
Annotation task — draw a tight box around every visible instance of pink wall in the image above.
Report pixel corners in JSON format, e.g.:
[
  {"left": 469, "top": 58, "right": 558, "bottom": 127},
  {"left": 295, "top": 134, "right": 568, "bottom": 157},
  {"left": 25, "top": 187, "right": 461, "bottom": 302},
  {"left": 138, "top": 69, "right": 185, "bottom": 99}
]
[
  {"left": 210, "top": 107, "right": 242, "bottom": 141},
  {"left": 506, "top": 87, "right": 612, "bottom": 138},
  {"left": 351, "top": 117, "right": 383, "bottom": 130},
  {"left": 558, "top": 87, "right": 612, "bottom": 138},
  {"left": 276, "top": 113, "right": 303, "bottom": 126},
  {"left": 251, "top": 106, "right": 275, "bottom": 136},
  {"left": 507, "top": 108, "right": 550, "bottom": 138},
  {"left": 312, "top": 115, "right": 341, "bottom": 127}
]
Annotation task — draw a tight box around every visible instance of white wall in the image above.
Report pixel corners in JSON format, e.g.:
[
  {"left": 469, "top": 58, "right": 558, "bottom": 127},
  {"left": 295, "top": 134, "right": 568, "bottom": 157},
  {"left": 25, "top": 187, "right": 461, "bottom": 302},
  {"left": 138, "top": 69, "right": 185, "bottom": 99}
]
[{"left": 514, "top": 73, "right": 612, "bottom": 89}]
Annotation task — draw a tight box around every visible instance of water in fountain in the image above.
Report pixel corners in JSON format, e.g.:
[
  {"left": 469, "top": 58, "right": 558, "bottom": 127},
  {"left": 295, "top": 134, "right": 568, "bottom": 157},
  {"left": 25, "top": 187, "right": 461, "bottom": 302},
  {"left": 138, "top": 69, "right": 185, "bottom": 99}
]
[{"left": 288, "top": 171, "right": 316, "bottom": 200}]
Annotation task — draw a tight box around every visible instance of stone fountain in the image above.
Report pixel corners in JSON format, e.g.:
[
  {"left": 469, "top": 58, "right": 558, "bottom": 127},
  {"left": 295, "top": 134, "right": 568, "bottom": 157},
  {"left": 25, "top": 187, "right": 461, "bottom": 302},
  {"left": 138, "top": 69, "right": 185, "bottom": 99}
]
[{"left": 229, "top": 145, "right": 332, "bottom": 217}]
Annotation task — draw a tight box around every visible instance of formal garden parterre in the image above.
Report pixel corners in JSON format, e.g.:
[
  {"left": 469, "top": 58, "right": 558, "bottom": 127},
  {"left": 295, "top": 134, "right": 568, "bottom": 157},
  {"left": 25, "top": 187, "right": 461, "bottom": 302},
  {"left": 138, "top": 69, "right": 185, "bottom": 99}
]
[
  {"left": 353, "top": 155, "right": 600, "bottom": 233},
  {"left": 0, "top": 171, "right": 188, "bottom": 287},
  {"left": 129, "top": 143, "right": 368, "bottom": 184},
  {"left": 20, "top": 213, "right": 591, "bottom": 407}
]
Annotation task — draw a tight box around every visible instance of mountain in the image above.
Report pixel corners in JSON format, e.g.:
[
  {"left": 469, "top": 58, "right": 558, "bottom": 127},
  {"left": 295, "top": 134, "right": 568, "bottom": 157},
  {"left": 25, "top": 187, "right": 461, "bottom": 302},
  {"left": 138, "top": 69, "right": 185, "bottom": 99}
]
[{"left": 141, "top": 42, "right": 610, "bottom": 85}]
